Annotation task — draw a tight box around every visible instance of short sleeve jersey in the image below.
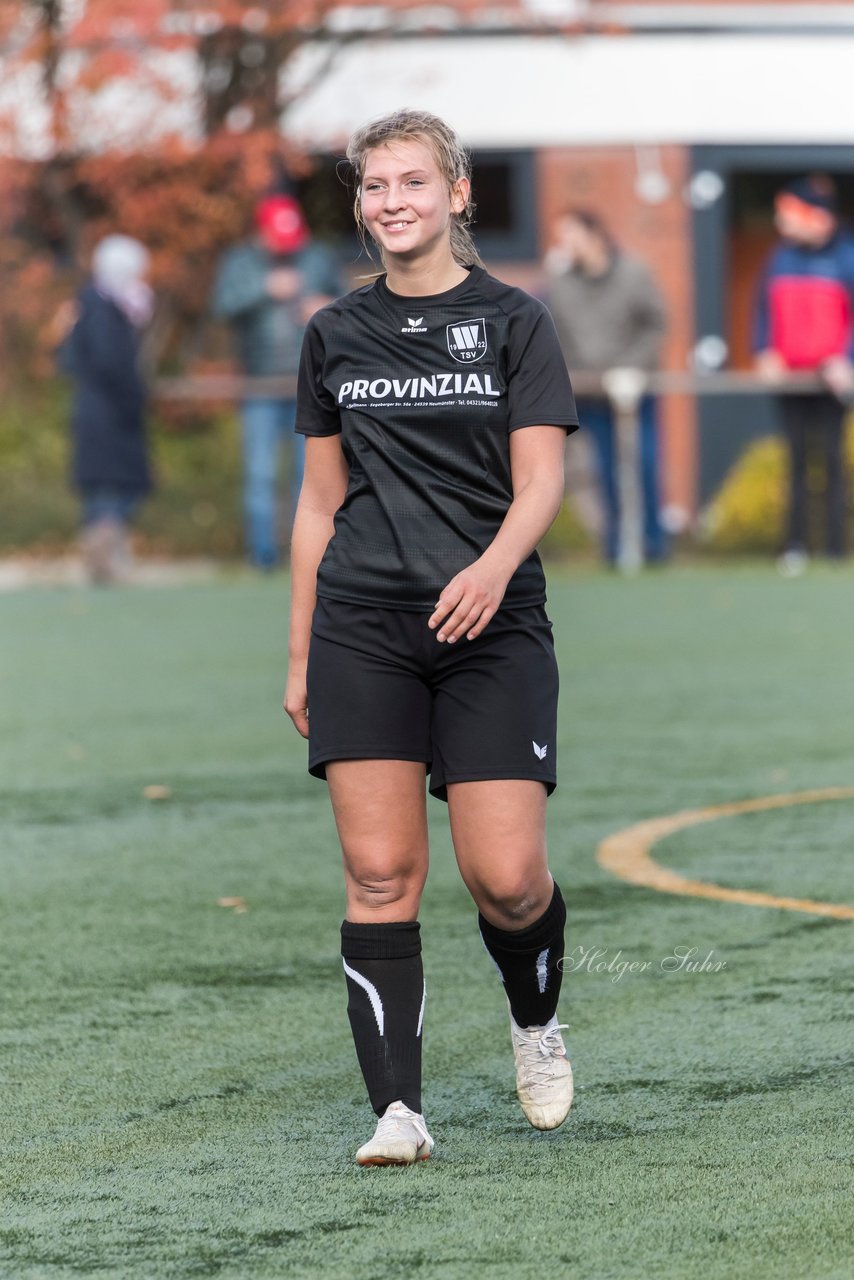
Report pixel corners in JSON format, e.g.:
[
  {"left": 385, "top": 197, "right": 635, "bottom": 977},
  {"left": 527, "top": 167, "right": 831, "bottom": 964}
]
[{"left": 296, "top": 264, "right": 579, "bottom": 610}]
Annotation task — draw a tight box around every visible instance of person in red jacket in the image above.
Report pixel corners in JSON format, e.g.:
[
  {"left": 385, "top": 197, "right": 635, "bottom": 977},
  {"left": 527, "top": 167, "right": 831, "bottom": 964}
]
[{"left": 753, "top": 175, "right": 854, "bottom": 574}]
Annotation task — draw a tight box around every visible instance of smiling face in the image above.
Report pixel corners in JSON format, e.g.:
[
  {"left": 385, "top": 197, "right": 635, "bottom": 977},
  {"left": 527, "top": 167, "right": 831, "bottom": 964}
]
[{"left": 359, "top": 136, "right": 469, "bottom": 264}]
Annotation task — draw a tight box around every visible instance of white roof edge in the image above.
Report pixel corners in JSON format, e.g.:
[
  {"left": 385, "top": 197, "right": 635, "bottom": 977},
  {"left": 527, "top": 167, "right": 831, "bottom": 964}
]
[
  {"left": 282, "top": 33, "right": 854, "bottom": 149},
  {"left": 592, "top": 3, "right": 854, "bottom": 31}
]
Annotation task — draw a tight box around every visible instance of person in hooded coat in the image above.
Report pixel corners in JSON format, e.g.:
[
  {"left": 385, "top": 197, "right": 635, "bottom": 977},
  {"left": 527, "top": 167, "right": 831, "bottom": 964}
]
[{"left": 61, "top": 235, "right": 154, "bottom": 583}]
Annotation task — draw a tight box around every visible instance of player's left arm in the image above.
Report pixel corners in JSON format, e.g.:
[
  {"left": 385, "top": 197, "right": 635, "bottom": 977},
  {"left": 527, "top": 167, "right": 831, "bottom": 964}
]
[
  {"left": 428, "top": 426, "right": 567, "bottom": 644},
  {"left": 820, "top": 239, "right": 854, "bottom": 399}
]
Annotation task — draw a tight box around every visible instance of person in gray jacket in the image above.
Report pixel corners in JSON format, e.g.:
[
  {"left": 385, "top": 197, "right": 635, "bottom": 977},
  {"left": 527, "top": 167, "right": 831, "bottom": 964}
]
[
  {"left": 546, "top": 208, "right": 668, "bottom": 565},
  {"left": 212, "top": 195, "right": 342, "bottom": 568}
]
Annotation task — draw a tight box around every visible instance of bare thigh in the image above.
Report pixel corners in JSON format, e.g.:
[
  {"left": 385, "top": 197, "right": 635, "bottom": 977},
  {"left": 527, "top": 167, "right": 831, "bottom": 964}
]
[
  {"left": 326, "top": 759, "right": 429, "bottom": 923},
  {"left": 447, "top": 779, "right": 553, "bottom": 930}
]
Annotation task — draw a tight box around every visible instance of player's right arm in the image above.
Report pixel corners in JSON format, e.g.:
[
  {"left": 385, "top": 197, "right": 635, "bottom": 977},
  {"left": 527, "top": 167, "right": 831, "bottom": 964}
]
[
  {"left": 752, "top": 252, "right": 786, "bottom": 380},
  {"left": 284, "top": 435, "right": 348, "bottom": 738}
]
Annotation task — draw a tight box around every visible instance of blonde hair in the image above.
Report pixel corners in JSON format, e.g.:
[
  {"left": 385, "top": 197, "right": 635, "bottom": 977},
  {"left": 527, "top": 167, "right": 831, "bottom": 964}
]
[{"left": 346, "top": 109, "right": 483, "bottom": 269}]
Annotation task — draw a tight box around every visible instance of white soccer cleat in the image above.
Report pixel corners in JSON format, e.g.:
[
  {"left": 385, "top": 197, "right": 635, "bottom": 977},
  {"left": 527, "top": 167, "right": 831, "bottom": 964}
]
[
  {"left": 355, "top": 1100, "right": 435, "bottom": 1166},
  {"left": 509, "top": 1007, "right": 574, "bottom": 1130}
]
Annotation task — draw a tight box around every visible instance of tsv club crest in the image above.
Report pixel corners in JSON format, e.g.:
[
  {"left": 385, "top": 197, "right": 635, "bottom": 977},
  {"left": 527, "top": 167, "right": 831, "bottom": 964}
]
[{"left": 446, "top": 318, "right": 488, "bottom": 363}]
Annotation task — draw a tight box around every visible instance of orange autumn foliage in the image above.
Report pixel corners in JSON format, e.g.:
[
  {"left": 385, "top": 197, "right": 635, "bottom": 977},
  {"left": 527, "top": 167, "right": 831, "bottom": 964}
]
[{"left": 0, "top": 1, "right": 331, "bottom": 389}]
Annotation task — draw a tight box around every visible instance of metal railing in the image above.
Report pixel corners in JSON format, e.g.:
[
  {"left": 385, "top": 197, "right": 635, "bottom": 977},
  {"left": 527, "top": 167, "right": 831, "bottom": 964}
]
[
  {"left": 153, "top": 370, "right": 840, "bottom": 574},
  {"left": 153, "top": 370, "right": 831, "bottom": 401}
]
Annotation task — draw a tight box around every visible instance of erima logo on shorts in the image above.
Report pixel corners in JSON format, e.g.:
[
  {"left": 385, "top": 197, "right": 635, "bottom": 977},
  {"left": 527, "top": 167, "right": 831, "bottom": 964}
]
[
  {"left": 532, "top": 741, "right": 548, "bottom": 760},
  {"left": 447, "top": 318, "right": 487, "bottom": 363},
  {"left": 401, "top": 316, "right": 428, "bottom": 333},
  {"left": 337, "top": 372, "right": 500, "bottom": 403}
]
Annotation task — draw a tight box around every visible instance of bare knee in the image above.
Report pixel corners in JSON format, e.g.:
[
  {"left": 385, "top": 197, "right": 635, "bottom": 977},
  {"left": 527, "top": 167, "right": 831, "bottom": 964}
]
[
  {"left": 344, "top": 853, "right": 428, "bottom": 915},
  {"left": 475, "top": 876, "right": 551, "bottom": 928},
  {"left": 348, "top": 870, "right": 410, "bottom": 910}
]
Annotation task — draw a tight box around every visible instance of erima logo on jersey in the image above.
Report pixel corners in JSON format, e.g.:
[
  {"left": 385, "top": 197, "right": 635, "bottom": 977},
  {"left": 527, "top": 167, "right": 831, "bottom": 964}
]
[
  {"left": 447, "top": 318, "right": 487, "bottom": 363},
  {"left": 338, "top": 372, "right": 500, "bottom": 403},
  {"left": 401, "top": 316, "right": 428, "bottom": 333},
  {"left": 532, "top": 741, "right": 548, "bottom": 760}
]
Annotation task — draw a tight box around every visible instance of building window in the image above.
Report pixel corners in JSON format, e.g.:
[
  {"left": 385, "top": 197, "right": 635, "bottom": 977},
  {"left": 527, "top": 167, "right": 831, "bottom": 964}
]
[{"left": 470, "top": 150, "right": 538, "bottom": 261}]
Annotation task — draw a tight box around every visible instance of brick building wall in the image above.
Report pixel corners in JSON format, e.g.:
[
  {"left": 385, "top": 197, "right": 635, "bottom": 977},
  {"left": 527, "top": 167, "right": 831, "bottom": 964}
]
[{"left": 536, "top": 144, "right": 696, "bottom": 522}]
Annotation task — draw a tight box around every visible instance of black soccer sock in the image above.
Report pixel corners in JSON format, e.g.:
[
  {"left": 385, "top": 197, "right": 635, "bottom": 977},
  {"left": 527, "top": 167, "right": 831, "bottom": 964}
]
[
  {"left": 478, "top": 880, "right": 566, "bottom": 1028},
  {"left": 340, "top": 919, "right": 425, "bottom": 1117}
]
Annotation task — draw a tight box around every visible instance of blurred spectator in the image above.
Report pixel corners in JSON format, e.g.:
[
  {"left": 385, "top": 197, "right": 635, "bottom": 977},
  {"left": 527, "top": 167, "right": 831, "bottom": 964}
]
[
  {"left": 60, "top": 235, "right": 154, "bottom": 585},
  {"left": 212, "top": 195, "right": 342, "bottom": 570},
  {"left": 753, "top": 175, "right": 854, "bottom": 575},
  {"left": 546, "top": 209, "right": 669, "bottom": 566}
]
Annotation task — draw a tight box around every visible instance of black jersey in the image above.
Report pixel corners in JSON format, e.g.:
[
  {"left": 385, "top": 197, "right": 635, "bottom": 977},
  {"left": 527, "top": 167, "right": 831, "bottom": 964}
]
[{"left": 295, "top": 264, "right": 579, "bottom": 610}]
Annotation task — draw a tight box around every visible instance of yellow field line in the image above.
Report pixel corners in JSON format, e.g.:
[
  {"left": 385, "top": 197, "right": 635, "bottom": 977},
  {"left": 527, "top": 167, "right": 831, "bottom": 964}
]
[{"left": 596, "top": 787, "right": 854, "bottom": 920}]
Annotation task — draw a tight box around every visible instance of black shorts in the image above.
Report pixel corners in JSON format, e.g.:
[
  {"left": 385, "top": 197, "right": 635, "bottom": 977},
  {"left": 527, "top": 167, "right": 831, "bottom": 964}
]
[{"left": 306, "top": 596, "right": 559, "bottom": 803}]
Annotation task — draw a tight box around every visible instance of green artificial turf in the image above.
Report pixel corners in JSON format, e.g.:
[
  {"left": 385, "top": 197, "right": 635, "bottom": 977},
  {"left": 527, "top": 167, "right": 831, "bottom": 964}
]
[{"left": 2, "top": 563, "right": 853, "bottom": 1279}]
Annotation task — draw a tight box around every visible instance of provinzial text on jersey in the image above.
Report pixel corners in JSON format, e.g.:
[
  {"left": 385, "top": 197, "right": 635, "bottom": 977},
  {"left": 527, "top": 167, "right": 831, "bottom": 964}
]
[{"left": 337, "top": 372, "right": 501, "bottom": 404}]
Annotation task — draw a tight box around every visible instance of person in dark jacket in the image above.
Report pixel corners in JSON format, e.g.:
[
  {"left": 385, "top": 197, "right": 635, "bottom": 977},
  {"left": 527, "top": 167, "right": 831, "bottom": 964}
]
[
  {"left": 753, "top": 175, "right": 854, "bottom": 574},
  {"left": 212, "top": 196, "right": 342, "bottom": 569},
  {"left": 62, "top": 235, "right": 154, "bottom": 584},
  {"left": 546, "top": 208, "right": 669, "bottom": 567}
]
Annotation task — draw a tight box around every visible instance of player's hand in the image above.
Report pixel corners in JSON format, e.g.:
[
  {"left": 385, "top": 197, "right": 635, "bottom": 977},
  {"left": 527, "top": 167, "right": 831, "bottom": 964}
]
[
  {"left": 46, "top": 298, "right": 79, "bottom": 347},
  {"left": 821, "top": 355, "right": 854, "bottom": 402},
  {"left": 428, "top": 558, "right": 511, "bottom": 644},
  {"left": 755, "top": 350, "right": 787, "bottom": 382},
  {"left": 266, "top": 268, "right": 304, "bottom": 301},
  {"left": 283, "top": 666, "right": 309, "bottom": 738}
]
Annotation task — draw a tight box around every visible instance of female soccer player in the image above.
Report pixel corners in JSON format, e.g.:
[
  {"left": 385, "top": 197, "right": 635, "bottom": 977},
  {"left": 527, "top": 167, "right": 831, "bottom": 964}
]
[{"left": 284, "top": 109, "right": 579, "bottom": 1165}]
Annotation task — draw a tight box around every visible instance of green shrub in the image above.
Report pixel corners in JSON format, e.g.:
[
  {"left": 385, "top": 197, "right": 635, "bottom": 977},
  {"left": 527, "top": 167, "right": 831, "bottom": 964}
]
[
  {"left": 0, "top": 381, "right": 594, "bottom": 559},
  {"left": 0, "top": 386, "right": 79, "bottom": 550},
  {"left": 701, "top": 421, "right": 854, "bottom": 554},
  {"left": 136, "top": 411, "right": 245, "bottom": 558},
  {"left": 0, "top": 383, "right": 245, "bottom": 557},
  {"left": 700, "top": 436, "right": 786, "bottom": 553},
  {"left": 540, "top": 496, "right": 594, "bottom": 558}
]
